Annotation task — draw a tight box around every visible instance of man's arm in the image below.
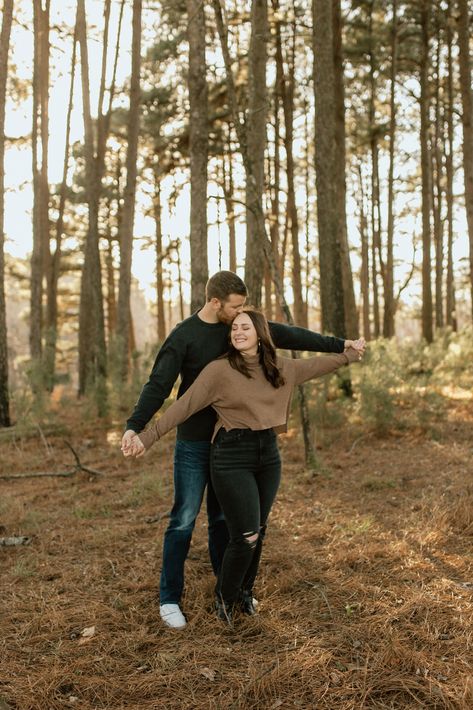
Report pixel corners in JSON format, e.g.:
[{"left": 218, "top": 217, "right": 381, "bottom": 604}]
[
  {"left": 268, "top": 321, "right": 345, "bottom": 353},
  {"left": 125, "top": 329, "right": 187, "bottom": 434}
]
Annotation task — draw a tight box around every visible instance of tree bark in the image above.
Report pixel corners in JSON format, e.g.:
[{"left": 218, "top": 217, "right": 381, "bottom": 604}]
[
  {"left": 368, "top": 1, "right": 381, "bottom": 338},
  {"left": 445, "top": 1, "right": 457, "bottom": 329},
  {"left": 0, "top": 0, "right": 14, "bottom": 427},
  {"left": 187, "top": 0, "right": 208, "bottom": 311},
  {"left": 420, "top": 0, "right": 433, "bottom": 342},
  {"left": 223, "top": 128, "right": 237, "bottom": 273},
  {"left": 274, "top": 4, "right": 306, "bottom": 326},
  {"left": 105, "top": 226, "right": 117, "bottom": 340},
  {"left": 117, "top": 0, "right": 142, "bottom": 377},
  {"left": 153, "top": 171, "right": 166, "bottom": 342},
  {"left": 269, "top": 82, "right": 283, "bottom": 321},
  {"left": 457, "top": 0, "right": 473, "bottom": 321},
  {"left": 332, "top": 0, "right": 358, "bottom": 338},
  {"left": 384, "top": 0, "right": 398, "bottom": 338},
  {"left": 432, "top": 31, "right": 444, "bottom": 329},
  {"left": 244, "top": 0, "right": 268, "bottom": 307},
  {"left": 357, "top": 162, "right": 371, "bottom": 341},
  {"left": 31, "top": 0, "right": 50, "bottom": 364},
  {"left": 312, "top": 0, "right": 346, "bottom": 336}
]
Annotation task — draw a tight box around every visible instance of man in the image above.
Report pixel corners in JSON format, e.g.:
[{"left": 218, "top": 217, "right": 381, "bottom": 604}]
[{"left": 122, "top": 271, "right": 364, "bottom": 629}]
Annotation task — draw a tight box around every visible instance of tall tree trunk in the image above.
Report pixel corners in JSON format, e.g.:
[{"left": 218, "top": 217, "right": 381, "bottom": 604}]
[
  {"left": 153, "top": 171, "right": 166, "bottom": 342},
  {"left": 432, "top": 30, "right": 444, "bottom": 329},
  {"left": 0, "top": 0, "right": 14, "bottom": 427},
  {"left": 312, "top": 0, "right": 345, "bottom": 335},
  {"left": 445, "top": 1, "right": 457, "bottom": 330},
  {"left": 332, "top": 0, "right": 358, "bottom": 338},
  {"left": 223, "top": 129, "right": 237, "bottom": 272},
  {"left": 43, "top": 19, "right": 77, "bottom": 391},
  {"left": 368, "top": 1, "right": 381, "bottom": 337},
  {"left": 274, "top": 3, "right": 305, "bottom": 325},
  {"left": 117, "top": 0, "right": 142, "bottom": 378},
  {"left": 187, "top": 0, "right": 208, "bottom": 311},
  {"left": 358, "top": 162, "right": 371, "bottom": 341},
  {"left": 457, "top": 0, "right": 473, "bottom": 321},
  {"left": 420, "top": 0, "right": 433, "bottom": 342},
  {"left": 270, "top": 83, "right": 283, "bottom": 321},
  {"left": 304, "top": 99, "right": 311, "bottom": 324},
  {"left": 105, "top": 227, "right": 116, "bottom": 340},
  {"left": 383, "top": 0, "right": 398, "bottom": 338},
  {"left": 244, "top": 0, "right": 268, "bottom": 307},
  {"left": 39, "top": 0, "right": 51, "bottom": 332},
  {"left": 76, "top": 0, "right": 107, "bottom": 411},
  {"left": 30, "top": 0, "right": 48, "bottom": 363},
  {"left": 176, "top": 240, "right": 185, "bottom": 321}
]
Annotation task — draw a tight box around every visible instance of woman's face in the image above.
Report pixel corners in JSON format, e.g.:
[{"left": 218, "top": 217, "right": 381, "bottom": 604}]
[{"left": 231, "top": 312, "right": 258, "bottom": 355}]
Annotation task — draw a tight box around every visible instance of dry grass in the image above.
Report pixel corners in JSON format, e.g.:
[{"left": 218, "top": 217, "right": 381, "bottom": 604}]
[{"left": 1, "top": 396, "right": 473, "bottom": 709}]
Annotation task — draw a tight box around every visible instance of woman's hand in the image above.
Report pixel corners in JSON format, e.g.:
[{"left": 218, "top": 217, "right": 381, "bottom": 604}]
[{"left": 344, "top": 337, "right": 365, "bottom": 358}]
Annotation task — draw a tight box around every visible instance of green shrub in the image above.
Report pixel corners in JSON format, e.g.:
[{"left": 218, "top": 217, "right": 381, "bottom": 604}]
[{"left": 357, "top": 339, "right": 402, "bottom": 432}]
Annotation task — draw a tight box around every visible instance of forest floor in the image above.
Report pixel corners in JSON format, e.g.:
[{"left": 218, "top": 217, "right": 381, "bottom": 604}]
[{"left": 1, "top": 388, "right": 473, "bottom": 710}]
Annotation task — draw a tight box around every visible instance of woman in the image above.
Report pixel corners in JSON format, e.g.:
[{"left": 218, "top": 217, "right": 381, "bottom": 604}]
[{"left": 127, "top": 308, "right": 361, "bottom": 624}]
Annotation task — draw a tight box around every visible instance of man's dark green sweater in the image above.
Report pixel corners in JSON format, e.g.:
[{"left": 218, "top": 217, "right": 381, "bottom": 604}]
[{"left": 126, "top": 312, "right": 345, "bottom": 441}]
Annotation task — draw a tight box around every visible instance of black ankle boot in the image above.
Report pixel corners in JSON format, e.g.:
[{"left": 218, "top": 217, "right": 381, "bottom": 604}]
[
  {"left": 215, "top": 597, "right": 234, "bottom": 625},
  {"left": 240, "top": 590, "right": 257, "bottom": 616}
]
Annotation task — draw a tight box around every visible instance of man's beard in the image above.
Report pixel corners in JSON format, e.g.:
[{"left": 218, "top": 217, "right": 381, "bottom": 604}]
[{"left": 216, "top": 307, "right": 232, "bottom": 324}]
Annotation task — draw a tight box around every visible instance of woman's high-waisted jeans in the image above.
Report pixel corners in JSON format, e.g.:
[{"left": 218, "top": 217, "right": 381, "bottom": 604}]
[{"left": 210, "top": 428, "right": 281, "bottom": 605}]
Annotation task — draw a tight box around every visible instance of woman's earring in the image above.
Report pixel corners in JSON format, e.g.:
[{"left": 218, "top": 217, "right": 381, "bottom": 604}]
[{"left": 258, "top": 338, "right": 261, "bottom": 352}]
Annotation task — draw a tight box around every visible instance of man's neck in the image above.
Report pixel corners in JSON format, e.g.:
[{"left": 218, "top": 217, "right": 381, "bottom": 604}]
[{"left": 197, "top": 302, "right": 219, "bottom": 323}]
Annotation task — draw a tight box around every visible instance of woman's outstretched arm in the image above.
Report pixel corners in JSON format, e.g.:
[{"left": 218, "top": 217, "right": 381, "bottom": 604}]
[{"left": 123, "top": 362, "right": 220, "bottom": 456}]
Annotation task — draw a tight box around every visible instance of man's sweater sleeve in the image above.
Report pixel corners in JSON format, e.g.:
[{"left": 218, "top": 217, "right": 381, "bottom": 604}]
[
  {"left": 137, "top": 365, "right": 217, "bottom": 450},
  {"left": 289, "top": 348, "right": 360, "bottom": 385},
  {"left": 268, "top": 321, "right": 345, "bottom": 353},
  {"left": 126, "top": 329, "right": 187, "bottom": 433}
]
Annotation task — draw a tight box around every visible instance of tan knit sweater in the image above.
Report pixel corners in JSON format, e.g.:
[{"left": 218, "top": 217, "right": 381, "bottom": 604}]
[{"left": 138, "top": 349, "right": 359, "bottom": 450}]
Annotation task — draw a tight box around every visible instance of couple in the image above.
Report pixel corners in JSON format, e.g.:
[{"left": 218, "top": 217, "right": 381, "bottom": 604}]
[{"left": 122, "top": 271, "right": 364, "bottom": 628}]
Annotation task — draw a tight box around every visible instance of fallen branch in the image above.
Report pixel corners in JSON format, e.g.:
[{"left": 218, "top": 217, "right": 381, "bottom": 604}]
[{"left": 0, "top": 441, "right": 103, "bottom": 481}]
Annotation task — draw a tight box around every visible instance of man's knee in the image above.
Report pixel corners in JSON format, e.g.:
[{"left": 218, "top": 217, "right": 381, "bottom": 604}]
[{"left": 168, "top": 503, "right": 199, "bottom": 532}]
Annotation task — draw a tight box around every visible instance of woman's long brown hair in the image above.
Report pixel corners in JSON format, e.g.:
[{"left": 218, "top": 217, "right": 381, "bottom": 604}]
[{"left": 226, "top": 308, "right": 285, "bottom": 388}]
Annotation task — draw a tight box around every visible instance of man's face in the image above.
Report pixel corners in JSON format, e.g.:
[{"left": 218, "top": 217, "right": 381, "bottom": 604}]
[{"left": 216, "top": 294, "right": 246, "bottom": 324}]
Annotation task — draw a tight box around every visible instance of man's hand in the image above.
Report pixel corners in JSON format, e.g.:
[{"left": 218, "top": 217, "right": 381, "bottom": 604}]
[
  {"left": 344, "top": 337, "right": 366, "bottom": 358},
  {"left": 121, "top": 429, "right": 137, "bottom": 456}
]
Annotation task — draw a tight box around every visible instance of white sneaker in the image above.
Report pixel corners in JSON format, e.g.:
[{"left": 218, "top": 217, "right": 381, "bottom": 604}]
[{"left": 159, "top": 603, "right": 187, "bottom": 629}]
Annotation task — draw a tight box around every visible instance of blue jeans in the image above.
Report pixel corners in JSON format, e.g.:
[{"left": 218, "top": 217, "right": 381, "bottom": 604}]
[{"left": 159, "top": 440, "right": 229, "bottom": 604}]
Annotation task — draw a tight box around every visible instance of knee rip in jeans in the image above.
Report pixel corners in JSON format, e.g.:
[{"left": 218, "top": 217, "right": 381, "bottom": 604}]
[{"left": 243, "top": 531, "right": 259, "bottom": 549}]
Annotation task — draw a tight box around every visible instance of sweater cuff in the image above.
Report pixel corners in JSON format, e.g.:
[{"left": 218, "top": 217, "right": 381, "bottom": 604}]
[{"left": 138, "top": 427, "right": 159, "bottom": 450}]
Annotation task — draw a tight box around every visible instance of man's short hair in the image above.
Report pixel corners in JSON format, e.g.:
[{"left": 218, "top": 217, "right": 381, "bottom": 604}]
[{"left": 205, "top": 271, "right": 247, "bottom": 302}]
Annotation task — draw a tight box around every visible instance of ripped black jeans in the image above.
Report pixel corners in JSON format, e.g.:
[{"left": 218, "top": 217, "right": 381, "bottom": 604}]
[{"left": 210, "top": 428, "right": 281, "bottom": 605}]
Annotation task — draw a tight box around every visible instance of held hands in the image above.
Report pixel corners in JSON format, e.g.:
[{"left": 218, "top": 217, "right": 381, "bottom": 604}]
[
  {"left": 344, "top": 337, "right": 366, "bottom": 359},
  {"left": 121, "top": 429, "right": 146, "bottom": 458}
]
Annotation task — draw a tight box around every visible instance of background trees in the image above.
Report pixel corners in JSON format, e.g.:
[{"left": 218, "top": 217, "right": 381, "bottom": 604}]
[{"left": 1, "top": 0, "right": 473, "bottom": 422}]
